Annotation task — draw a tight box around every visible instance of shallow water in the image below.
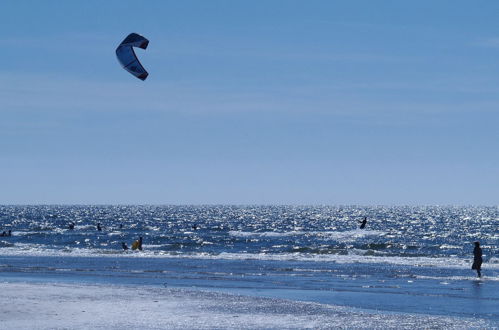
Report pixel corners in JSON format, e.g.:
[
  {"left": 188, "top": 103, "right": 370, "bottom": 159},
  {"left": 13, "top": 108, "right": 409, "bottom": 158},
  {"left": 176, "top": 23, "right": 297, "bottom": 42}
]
[{"left": 0, "top": 205, "right": 498, "bottom": 322}]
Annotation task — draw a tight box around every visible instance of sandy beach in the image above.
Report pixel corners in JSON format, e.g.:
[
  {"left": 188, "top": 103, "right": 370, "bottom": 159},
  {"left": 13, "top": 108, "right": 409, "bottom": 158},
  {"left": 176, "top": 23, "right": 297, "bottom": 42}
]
[{"left": 0, "top": 281, "right": 493, "bottom": 329}]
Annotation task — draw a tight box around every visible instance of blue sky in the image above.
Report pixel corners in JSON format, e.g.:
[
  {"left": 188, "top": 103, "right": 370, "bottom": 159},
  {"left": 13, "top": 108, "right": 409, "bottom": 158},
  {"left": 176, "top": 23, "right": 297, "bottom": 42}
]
[{"left": 1, "top": 1, "right": 499, "bottom": 204}]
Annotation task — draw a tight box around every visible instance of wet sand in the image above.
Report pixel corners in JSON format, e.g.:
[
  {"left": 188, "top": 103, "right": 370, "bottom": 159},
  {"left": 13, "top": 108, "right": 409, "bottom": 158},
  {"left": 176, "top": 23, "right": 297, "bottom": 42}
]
[{"left": 0, "top": 281, "right": 492, "bottom": 329}]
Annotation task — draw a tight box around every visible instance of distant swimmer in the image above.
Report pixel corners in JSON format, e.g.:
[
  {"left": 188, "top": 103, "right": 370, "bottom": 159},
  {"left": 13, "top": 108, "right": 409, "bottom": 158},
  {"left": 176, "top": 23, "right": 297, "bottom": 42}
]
[
  {"left": 132, "top": 236, "right": 143, "bottom": 251},
  {"left": 97, "top": 223, "right": 102, "bottom": 231},
  {"left": 192, "top": 224, "right": 198, "bottom": 230},
  {"left": 68, "top": 222, "right": 75, "bottom": 230},
  {"left": 0, "top": 230, "right": 10, "bottom": 237},
  {"left": 358, "top": 217, "right": 367, "bottom": 229},
  {"left": 121, "top": 242, "right": 129, "bottom": 251},
  {"left": 472, "top": 241, "right": 483, "bottom": 278}
]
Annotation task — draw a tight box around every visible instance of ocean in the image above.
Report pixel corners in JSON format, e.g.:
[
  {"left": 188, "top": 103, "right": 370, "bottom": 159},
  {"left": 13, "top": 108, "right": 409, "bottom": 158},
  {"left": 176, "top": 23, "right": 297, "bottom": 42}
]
[{"left": 1, "top": 205, "right": 498, "bottom": 324}]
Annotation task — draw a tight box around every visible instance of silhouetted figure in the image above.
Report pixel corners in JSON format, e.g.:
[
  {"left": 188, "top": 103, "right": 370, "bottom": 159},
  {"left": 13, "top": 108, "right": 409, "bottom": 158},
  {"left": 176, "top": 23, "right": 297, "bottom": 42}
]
[
  {"left": 7, "top": 230, "right": 11, "bottom": 237},
  {"left": 472, "top": 241, "right": 483, "bottom": 278},
  {"left": 192, "top": 224, "right": 198, "bottom": 230},
  {"left": 358, "top": 217, "right": 367, "bottom": 229},
  {"left": 132, "top": 236, "right": 143, "bottom": 251},
  {"left": 97, "top": 223, "right": 102, "bottom": 231},
  {"left": 121, "top": 242, "right": 128, "bottom": 251},
  {"left": 119, "top": 224, "right": 123, "bottom": 229},
  {"left": 1, "top": 231, "right": 6, "bottom": 237},
  {"left": 68, "top": 222, "right": 75, "bottom": 230}
]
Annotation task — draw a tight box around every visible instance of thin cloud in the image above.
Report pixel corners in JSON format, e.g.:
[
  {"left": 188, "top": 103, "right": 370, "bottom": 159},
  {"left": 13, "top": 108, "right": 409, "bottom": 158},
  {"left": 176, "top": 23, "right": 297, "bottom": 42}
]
[{"left": 2, "top": 71, "right": 499, "bottom": 127}]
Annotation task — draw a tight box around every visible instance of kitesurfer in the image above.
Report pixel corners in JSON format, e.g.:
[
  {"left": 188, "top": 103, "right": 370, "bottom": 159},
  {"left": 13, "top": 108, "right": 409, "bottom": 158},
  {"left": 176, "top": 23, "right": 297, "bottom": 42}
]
[
  {"left": 97, "top": 223, "right": 102, "bottom": 231},
  {"left": 68, "top": 222, "right": 75, "bottom": 230},
  {"left": 121, "top": 242, "right": 129, "bottom": 251},
  {"left": 358, "top": 217, "right": 367, "bottom": 229},
  {"left": 472, "top": 241, "right": 483, "bottom": 278}
]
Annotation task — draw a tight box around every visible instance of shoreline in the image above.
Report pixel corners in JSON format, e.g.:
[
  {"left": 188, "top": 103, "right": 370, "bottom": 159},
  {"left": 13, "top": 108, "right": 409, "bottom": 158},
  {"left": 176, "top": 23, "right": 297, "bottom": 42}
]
[{"left": 0, "top": 281, "right": 494, "bottom": 329}]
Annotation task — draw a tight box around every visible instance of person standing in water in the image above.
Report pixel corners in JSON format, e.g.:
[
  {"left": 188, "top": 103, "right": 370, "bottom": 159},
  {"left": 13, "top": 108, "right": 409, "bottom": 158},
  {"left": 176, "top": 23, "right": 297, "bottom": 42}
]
[
  {"left": 472, "top": 241, "right": 483, "bottom": 278},
  {"left": 132, "top": 237, "right": 143, "bottom": 251},
  {"left": 358, "top": 217, "right": 367, "bottom": 229}
]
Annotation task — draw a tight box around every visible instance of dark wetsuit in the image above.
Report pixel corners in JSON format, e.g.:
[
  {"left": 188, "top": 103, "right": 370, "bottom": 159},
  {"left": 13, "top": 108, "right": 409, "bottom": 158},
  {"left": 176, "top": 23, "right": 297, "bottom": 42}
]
[
  {"left": 359, "top": 218, "right": 367, "bottom": 229},
  {"left": 472, "top": 245, "right": 483, "bottom": 277}
]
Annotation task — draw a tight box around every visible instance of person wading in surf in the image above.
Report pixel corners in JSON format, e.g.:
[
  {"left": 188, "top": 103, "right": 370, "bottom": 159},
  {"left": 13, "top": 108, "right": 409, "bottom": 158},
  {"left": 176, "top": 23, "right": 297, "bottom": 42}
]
[
  {"left": 132, "top": 237, "right": 143, "bottom": 251},
  {"left": 472, "top": 241, "right": 483, "bottom": 278}
]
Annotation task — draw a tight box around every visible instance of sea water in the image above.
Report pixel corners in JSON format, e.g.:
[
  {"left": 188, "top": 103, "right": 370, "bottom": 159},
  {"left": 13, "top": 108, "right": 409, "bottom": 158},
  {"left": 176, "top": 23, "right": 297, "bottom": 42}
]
[{"left": 0, "top": 205, "right": 498, "bottom": 322}]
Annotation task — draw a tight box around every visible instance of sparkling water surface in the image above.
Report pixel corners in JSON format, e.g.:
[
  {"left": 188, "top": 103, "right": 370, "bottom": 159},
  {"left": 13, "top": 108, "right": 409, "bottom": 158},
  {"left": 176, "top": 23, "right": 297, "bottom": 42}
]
[{"left": 1, "top": 205, "right": 498, "bottom": 322}]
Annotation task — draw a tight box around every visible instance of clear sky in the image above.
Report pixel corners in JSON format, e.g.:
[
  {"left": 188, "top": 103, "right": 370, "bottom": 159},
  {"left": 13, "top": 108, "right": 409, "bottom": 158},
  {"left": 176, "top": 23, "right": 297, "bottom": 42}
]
[{"left": 1, "top": 1, "right": 499, "bottom": 205}]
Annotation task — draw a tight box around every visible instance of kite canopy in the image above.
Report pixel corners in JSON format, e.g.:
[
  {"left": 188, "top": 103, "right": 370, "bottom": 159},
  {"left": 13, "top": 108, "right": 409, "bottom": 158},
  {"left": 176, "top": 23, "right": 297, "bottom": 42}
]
[{"left": 116, "top": 33, "right": 149, "bottom": 81}]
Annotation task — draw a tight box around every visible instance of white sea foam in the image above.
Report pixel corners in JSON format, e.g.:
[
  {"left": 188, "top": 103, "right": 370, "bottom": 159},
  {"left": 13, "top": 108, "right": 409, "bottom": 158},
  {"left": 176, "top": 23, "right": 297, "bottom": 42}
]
[
  {"left": 74, "top": 225, "right": 96, "bottom": 230},
  {"left": 106, "top": 231, "right": 124, "bottom": 236},
  {"left": 319, "top": 229, "right": 386, "bottom": 241},
  {"left": 414, "top": 275, "right": 499, "bottom": 282},
  {"left": 439, "top": 244, "right": 462, "bottom": 250},
  {"left": 229, "top": 229, "right": 386, "bottom": 240},
  {"left": 142, "top": 244, "right": 164, "bottom": 248},
  {"left": 2, "top": 245, "right": 499, "bottom": 270},
  {"left": 10, "top": 231, "right": 41, "bottom": 236},
  {"left": 229, "top": 230, "right": 304, "bottom": 237}
]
